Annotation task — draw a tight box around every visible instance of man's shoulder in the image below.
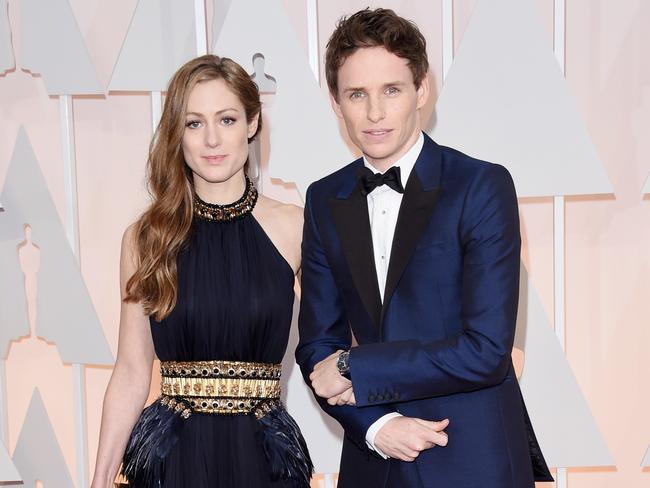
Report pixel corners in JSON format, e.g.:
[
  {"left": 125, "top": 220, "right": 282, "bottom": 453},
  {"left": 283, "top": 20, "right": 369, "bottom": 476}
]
[
  {"left": 438, "top": 143, "right": 514, "bottom": 186},
  {"left": 439, "top": 144, "right": 496, "bottom": 171},
  {"left": 306, "top": 157, "right": 362, "bottom": 200}
]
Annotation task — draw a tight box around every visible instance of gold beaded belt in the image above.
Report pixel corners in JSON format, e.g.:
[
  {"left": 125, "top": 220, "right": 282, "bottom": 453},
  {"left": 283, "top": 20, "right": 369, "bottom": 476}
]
[{"left": 160, "top": 360, "right": 282, "bottom": 416}]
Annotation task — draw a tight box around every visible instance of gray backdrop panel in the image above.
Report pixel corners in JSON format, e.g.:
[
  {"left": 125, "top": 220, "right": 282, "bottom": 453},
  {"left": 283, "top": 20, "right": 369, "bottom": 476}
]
[
  {"left": 517, "top": 265, "right": 613, "bottom": 466},
  {"left": 0, "top": 0, "right": 14, "bottom": 73},
  {"left": 0, "top": 439, "right": 21, "bottom": 483},
  {"left": 109, "top": 0, "right": 197, "bottom": 92},
  {"left": 20, "top": 0, "right": 101, "bottom": 94},
  {"left": 11, "top": 389, "right": 74, "bottom": 487},
  {"left": 430, "top": 0, "right": 613, "bottom": 198},
  {"left": 0, "top": 128, "right": 113, "bottom": 365},
  {"left": 0, "top": 239, "right": 29, "bottom": 359}
]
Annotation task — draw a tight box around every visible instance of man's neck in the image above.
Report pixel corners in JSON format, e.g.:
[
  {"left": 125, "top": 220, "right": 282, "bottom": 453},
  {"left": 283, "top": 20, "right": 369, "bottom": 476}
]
[{"left": 364, "top": 129, "right": 423, "bottom": 174}]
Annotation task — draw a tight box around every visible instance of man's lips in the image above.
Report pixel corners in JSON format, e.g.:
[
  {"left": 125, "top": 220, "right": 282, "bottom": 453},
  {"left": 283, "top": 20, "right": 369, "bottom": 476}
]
[{"left": 363, "top": 129, "right": 393, "bottom": 137}]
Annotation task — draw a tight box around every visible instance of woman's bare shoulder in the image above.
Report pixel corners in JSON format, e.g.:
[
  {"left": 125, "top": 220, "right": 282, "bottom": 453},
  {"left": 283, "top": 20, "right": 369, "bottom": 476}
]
[
  {"left": 121, "top": 221, "right": 140, "bottom": 261},
  {"left": 254, "top": 196, "right": 303, "bottom": 273},
  {"left": 255, "top": 195, "right": 303, "bottom": 231}
]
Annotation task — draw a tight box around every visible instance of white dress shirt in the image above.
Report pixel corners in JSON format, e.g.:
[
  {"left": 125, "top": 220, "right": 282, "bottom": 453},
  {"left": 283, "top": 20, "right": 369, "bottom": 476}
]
[{"left": 361, "top": 132, "right": 424, "bottom": 458}]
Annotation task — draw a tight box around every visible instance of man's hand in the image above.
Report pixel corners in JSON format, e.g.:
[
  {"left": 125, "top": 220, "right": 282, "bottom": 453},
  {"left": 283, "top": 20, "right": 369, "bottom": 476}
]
[
  {"left": 328, "top": 386, "right": 356, "bottom": 406},
  {"left": 374, "top": 416, "right": 449, "bottom": 462},
  {"left": 310, "top": 350, "right": 351, "bottom": 399}
]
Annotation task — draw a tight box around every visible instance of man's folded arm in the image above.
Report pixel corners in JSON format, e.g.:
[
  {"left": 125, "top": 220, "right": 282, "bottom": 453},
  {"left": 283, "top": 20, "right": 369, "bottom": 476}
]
[
  {"left": 296, "top": 185, "right": 394, "bottom": 447},
  {"left": 349, "top": 163, "right": 521, "bottom": 407}
]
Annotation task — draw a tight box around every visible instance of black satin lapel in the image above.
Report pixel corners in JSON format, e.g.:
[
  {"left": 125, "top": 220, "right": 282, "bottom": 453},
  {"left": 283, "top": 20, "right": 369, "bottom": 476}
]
[
  {"left": 329, "top": 189, "right": 382, "bottom": 328},
  {"left": 383, "top": 173, "right": 440, "bottom": 314}
]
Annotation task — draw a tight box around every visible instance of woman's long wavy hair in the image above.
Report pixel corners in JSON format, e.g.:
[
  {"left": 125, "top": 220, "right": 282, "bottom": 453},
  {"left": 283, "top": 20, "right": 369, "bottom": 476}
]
[{"left": 125, "top": 55, "right": 262, "bottom": 321}]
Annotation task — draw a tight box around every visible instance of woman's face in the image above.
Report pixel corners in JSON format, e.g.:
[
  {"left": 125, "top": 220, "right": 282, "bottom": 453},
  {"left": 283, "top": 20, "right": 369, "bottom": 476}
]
[{"left": 182, "top": 78, "right": 258, "bottom": 186}]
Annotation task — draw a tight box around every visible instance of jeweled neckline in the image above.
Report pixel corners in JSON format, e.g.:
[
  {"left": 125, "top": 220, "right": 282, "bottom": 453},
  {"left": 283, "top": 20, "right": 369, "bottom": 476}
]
[{"left": 193, "top": 177, "right": 258, "bottom": 222}]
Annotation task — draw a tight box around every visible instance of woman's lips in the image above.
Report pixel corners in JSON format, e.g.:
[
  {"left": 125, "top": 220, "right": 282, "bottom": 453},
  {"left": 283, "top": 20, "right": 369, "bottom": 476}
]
[{"left": 202, "top": 155, "right": 227, "bottom": 163}]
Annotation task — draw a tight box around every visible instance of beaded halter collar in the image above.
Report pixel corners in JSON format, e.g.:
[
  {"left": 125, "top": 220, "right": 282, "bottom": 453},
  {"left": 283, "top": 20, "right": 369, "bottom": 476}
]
[{"left": 193, "top": 176, "right": 258, "bottom": 222}]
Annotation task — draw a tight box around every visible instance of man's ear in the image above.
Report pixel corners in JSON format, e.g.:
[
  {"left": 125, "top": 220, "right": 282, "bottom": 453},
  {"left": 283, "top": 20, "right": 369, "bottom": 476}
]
[
  {"left": 329, "top": 92, "right": 344, "bottom": 119},
  {"left": 416, "top": 75, "right": 430, "bottom": 110}
]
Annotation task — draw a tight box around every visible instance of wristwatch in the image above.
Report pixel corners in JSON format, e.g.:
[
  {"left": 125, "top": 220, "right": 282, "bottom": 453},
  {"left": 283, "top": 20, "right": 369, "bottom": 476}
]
[{"left": 337, "top": 350, "right": 351, "bottom": 378}]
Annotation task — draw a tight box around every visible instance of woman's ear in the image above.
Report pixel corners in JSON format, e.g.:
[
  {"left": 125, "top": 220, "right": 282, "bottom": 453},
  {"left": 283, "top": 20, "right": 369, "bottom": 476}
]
[{"left": 248, "top": 112, "right": 260, "bottom": 138}]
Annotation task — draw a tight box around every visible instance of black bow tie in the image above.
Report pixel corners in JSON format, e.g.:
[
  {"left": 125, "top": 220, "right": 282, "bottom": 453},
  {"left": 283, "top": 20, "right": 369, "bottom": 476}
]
[{"left": 358, "top": 166, "right": 404, "bottom": 196}]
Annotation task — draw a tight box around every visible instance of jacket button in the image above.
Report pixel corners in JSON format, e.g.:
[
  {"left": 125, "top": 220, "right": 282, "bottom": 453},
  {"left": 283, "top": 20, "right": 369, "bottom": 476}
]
[{"left": 368, "top": 394, "right": 376, "bottom": 402}]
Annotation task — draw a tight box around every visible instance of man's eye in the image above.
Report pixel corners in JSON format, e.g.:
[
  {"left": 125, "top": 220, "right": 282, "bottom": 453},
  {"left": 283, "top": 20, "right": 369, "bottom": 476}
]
[
  {"left": 386, "top": 87, "right": 400, "bottom": 95},
  {"left": 185, "top": 120, "right": 201, "bottom": 129},
  {"left": 350, "top": 91, "right": 365, "bottom": 100}
]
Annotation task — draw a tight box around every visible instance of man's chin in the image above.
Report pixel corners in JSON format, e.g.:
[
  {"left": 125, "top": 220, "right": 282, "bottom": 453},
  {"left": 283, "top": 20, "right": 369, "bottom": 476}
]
[{"left": 361, "top": 149, "right": 394, "bottom": 165}]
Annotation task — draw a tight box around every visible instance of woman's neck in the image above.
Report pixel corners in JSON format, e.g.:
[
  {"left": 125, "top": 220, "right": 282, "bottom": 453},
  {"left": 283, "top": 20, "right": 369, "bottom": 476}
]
[{"left": 193, "top": 171, "right": 247, "bottom": 205}]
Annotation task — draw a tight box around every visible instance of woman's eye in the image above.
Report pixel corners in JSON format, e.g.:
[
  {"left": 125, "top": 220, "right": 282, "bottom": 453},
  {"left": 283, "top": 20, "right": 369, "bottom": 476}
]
[
  {"left": 185, "top": 120, "right": 201, "bottom": 129},
  {"left": 222, "top": 117, "right": 237, "bottom": 126}
]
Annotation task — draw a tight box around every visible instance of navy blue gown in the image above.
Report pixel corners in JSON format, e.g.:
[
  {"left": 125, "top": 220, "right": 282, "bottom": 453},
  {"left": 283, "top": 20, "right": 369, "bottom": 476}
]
[{"left": 125, "top": 187, "right": 310, "bottom": 487}]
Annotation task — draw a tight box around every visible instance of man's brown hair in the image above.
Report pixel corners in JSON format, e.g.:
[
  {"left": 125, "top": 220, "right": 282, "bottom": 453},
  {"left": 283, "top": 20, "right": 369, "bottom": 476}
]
[{"left": 325, "top": 8, "right": 429, "bottom": 99}]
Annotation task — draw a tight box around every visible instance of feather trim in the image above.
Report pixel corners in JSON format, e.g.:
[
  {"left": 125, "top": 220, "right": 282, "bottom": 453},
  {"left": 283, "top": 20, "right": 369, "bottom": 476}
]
[
  {"left": 121, "top": 396, "right": 191, "bottom": 488},
  {"left": 256, "top": 401, "right": 314, "bottom": 487}
]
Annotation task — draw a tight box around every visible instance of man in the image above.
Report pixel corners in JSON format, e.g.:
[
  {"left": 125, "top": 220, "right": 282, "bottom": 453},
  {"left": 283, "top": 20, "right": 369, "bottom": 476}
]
[{"left": 296, "top": 8, "right": 553, "bottom": 488}]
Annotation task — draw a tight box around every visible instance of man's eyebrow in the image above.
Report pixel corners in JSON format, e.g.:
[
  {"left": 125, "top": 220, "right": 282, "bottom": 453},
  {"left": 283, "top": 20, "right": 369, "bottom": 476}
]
[
  {"left": 342, "top": 81, "right": 406, "bottom": 93},
  {"left": 342, "top": 87, "right": 366, "bottom": 94}
]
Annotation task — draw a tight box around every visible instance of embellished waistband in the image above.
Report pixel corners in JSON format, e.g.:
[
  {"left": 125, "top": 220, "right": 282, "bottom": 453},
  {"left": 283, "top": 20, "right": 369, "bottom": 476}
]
[
  {"left": 123, "top": 359, "right": 312, "bottom": 488},
  {"left": 159, "top": 359, "right": 282, "bottom": 415}
]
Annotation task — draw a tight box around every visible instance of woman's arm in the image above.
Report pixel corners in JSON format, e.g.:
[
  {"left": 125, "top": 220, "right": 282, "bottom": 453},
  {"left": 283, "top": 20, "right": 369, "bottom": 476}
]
[{"left": 91, "top": 225, "right": 155, "bottom": 488}]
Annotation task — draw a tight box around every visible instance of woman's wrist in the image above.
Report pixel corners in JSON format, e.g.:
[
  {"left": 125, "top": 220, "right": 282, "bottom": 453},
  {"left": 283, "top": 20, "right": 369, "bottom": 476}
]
[{"left": 90, "top": 468, "right": 116, "bottom": 488}]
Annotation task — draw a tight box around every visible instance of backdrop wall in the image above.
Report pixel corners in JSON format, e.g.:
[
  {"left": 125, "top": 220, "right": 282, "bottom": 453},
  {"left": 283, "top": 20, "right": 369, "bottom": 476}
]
[{"left": 0, "top": 1, "right": 648, "bottom": 487}]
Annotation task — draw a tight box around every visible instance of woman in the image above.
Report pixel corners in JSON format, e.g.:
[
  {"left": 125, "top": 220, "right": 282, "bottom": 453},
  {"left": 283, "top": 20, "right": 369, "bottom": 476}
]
[{"left": 91, "top": 55, "right": 311, "bottom": 488}]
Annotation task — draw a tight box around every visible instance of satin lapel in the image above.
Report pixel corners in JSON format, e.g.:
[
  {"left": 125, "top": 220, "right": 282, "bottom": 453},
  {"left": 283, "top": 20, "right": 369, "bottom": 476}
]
[
  {"left": 382, "top": 172, "right": 440, "bottom": 317},
  {"left": 329, "top": 186, "right": 382, "bottom": 328}
]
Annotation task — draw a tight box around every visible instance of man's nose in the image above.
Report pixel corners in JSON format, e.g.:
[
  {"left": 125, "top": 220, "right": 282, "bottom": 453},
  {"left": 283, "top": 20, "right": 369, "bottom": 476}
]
[{"left": 366, "top": 96, "right": 385, "bottom": 123}]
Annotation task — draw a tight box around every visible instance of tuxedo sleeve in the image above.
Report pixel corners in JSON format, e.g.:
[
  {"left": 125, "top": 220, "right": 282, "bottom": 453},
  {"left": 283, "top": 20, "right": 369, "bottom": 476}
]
[
  {"left": 349, "top": 163, "right": 521, "bottom": 407},
  {"left": 295, "top": 184, "right": 394, "bottom": 446}
]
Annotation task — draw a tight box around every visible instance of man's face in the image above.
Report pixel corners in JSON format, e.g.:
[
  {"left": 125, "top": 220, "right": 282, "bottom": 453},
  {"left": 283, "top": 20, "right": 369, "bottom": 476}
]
[{"left": 331, "top": 46, "right": 429, "bottom": 171}]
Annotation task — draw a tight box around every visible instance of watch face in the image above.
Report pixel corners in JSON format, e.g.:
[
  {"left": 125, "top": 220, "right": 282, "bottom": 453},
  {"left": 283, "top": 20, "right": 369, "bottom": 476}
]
[{"left": 337, "top": 351, "right": 350, "bottom": 374}]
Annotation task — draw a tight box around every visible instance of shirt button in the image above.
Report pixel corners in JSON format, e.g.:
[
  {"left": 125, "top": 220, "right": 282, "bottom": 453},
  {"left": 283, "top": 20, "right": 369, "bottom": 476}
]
[
  {"left": 382, "top": 210, "right": 386, "bottom": 215},
  {"left": 381, "top": 255, "right": 385, "bottom": 260}
]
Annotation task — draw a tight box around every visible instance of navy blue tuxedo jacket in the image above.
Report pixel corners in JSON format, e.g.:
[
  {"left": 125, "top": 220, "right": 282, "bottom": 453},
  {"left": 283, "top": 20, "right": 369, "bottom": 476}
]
[{"left": 296, "top": 134, "right": 552, "bottom": 487}]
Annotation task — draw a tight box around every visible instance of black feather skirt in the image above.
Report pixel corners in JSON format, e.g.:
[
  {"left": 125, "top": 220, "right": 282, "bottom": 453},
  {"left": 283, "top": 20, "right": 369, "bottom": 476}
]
[{"left": 121, "top": 396, "right": 313, "bottom": 488}]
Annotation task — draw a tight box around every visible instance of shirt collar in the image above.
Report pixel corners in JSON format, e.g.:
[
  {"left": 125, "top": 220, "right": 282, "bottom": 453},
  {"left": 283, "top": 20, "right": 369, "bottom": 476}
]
[{"left": 363, "top": 131, "right": 424, "bottom": 189}]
